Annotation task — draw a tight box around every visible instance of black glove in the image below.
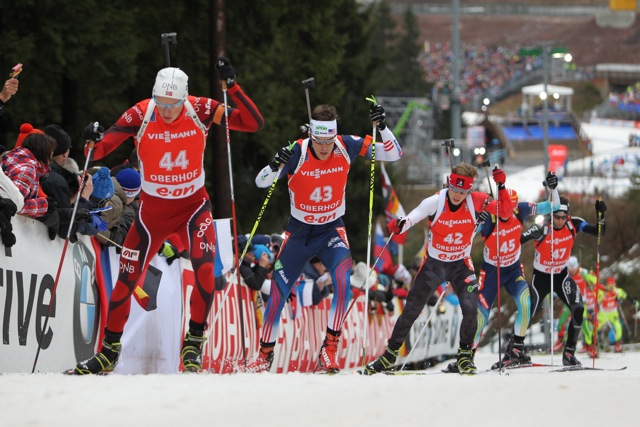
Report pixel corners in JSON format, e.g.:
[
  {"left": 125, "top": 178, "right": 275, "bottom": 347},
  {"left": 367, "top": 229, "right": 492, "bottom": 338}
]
[
  {"left": 81, "top": 122, "right": 105, "bottom": 143},
  {"left": 0, "top": 229, "right": 16, "bottom": 247},
  {"left": 0, "top": 198, "right": 18, "bottom": 217},
  {"left": 545, "top": 171, "right": 558, "bottom": 190},
  {"left": 595, "top": 199, "right": 607, "bottom": 216},
  {"left": 74, "top": 208, "right": 92, "bottom": 223},
  {"left": 216, "top": 57, "right": 236, "bottom": 88},
  {"left": 521, "top": 223, "right": 548, "bottom": 243},
  {"left": 46, "top": 197, "right": 57, "bottom": 214},
  {"left": 369, "top": 104, "right": 386, "bottom": 130},
  {"left": 269, "top": 145, "right": 293, "bottom": 172},
  {"left": 476, "top": 210, "right": 490, "bottom": 225}
]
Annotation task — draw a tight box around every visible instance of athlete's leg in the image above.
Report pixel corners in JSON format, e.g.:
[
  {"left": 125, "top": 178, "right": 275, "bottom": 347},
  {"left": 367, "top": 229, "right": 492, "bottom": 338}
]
[
  {"left": 554, "top": 273, "right": 584, "bottom": 348},
  {"left": 317, "top": 225, "right": 353, "bottom": 333},
  {"left": 448, "top": 258, "right": 479, "bottom": 346},
  {"left": 260, "top": 223, "right": 311, "bottom": 345},
  {"left": 386, "top": 257, "right": 444, "bottom": 349},
  {"left": 183, "top": 199, "right": 217, "bottom": 327},
  {"left": 106, "top": 199, "right": 167, "bottom": 334},
  {"left": 474, "top": 266, "right": 497, "bottom": 348},
  {"left": 503, "top": 264, "right": 531, "bottom": 338}
]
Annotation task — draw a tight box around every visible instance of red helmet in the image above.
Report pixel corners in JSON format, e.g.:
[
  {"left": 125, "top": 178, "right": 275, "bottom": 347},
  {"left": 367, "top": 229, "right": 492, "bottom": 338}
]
[{"left": 606, "top": 277, "right": 616, "bottom": 286}]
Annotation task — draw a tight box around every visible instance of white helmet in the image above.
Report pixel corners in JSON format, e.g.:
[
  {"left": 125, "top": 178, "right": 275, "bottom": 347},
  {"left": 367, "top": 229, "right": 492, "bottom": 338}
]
[
  {"left": 567, "top": 256, "right": 579, "bottom": 270},
  {"left": 152, "top": 67, "right": 188, "bottom": 100}
]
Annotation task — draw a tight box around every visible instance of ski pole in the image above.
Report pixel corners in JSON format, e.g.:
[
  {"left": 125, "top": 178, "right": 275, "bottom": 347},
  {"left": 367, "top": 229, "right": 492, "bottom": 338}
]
[
  {"left": 399, "top": 284, "right": 448, "bottom": 371},
  {"left": 208, "top": 143, "right": 293, "bottom": 330},
  {"left": 220, "top": 72, "right": 247, "bottom": 364},
  {"left": 593, "top": 196, "right": 603, "bottom": 368},
  {"left": 494, "top": 166, "right": 503, "bottom": 374},
  {"left": 442, "top": 139, "right": 455, "bottom": 173},
  {"left": 343, "top": 231, "right": 396, "bottom": 323},
  {"left": 161, "top": 33, "right": 177, "bottom": 67},
  {"left": 32, "top": 132, "right": 98, "bottom": 373},
  {"left": 549, "top": 192, "right": 555, "bottom": 365},
  {"left": 361, "top": 95, "right": 379, "bottom": 368},
  {"left": 481, "top": 159, "right": 495, "bottom": 199},
  {"left": 302, "top": 77, "right": 315, "bottom": 123}
]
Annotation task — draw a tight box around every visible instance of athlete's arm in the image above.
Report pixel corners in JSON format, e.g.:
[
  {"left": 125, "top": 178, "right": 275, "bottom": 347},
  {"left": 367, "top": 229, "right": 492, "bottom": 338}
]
[
  {"left": 403, "top": 193, "right": 439, "bottom": 230},
  {"left": 255, "top": 144, "right": 300, "bottom": 188},
  {"left": 206, "top": 84, "right": 263, "bottom": 132},
  {"left": 369, "top": 127, "right": 402, "bottom": 162},
  {"left": 571, "top": 216, "right": 604, "bottom": 237},
  {"left": 88, "top": 105, "right": 142, "bottom": 160}
]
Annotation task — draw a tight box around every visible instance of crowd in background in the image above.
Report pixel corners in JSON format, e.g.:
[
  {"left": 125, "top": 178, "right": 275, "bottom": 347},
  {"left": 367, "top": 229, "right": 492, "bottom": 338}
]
[{"left": 419, "top": 42, "right": 540, "bottom": 105}]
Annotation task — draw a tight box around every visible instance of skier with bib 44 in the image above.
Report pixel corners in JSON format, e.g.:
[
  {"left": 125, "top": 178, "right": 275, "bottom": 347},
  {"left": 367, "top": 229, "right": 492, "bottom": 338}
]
[{"left": 67, "top": 59, "right": 263, "bottom": 375}]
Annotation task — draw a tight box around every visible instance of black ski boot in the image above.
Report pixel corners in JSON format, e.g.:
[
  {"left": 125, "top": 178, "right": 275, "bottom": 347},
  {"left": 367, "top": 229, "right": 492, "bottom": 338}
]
[
  {"left": 65, "top": 331, "right": 122, "bottom": 375},
  {"left": 363, "top": 346, "right": 399, "bottom": 375},
  {"left": 456, "top": 346, "right": 477, "bottom": 375},
  {"left": 562, "top": 346, "right": 582, "bottom": 366}
]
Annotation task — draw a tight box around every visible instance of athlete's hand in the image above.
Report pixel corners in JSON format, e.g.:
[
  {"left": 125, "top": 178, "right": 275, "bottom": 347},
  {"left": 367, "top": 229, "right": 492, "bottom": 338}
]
[
  {"left": 522, "top": 223, "right": 548, "bottom": 243},
  {"left": 545, "top": 171, "right": 558, "bottom": 190},
  {"left": 81, "top": 122, "right": 104, "bottom": 143},
  {"left": 216, "top": 57, "right": 236, "bottom": 88},
  {"left": 595, "top": 199, "right": 607, "bottom": 215},
  {"left": 388, "top": 217, "right": 407, "bottom": 234},
  {"left": 369, "top": 104, "right": 386, "bottom": 130},
  {"left": 492, "top": 167, "right": 506, "bottom": 186},
  {"left": 476, "top": 210, "right": 490, "bottom": 225},
  {"left": 269, "top": 145, "right": 293, "bottom": 171}
]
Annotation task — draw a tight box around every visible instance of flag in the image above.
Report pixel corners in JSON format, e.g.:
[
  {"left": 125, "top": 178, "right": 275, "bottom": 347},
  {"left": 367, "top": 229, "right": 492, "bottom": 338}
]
[
  {"left": 373, "top": 222, "right": 396, "bottom": 274},
  {"left": 381, "top": 163, "right": 407, "bottom": 244},
  {"left": 213, "top": 218, "right": 234, "bottom": 276}
]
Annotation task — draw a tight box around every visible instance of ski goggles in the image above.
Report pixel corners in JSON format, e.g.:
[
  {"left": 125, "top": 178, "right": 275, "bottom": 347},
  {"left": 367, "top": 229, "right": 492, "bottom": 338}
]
[
  {"left": 310, "top": 135, "right": 337, "bottom": 145},
  {"left": 553, "top": 214, "right": 568, "bottom": 220},
  {"left": 153, "top": 96, "right": 185, "bottom": 109}
]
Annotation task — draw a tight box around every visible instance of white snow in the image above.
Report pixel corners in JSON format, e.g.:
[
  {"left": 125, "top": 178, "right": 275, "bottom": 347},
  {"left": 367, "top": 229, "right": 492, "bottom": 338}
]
[{"left": 1, "top": 351, "right": 636, "bottom": 427}]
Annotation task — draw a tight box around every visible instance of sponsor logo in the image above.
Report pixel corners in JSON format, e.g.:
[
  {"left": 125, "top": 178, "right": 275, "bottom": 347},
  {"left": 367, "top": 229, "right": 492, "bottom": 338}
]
[
  {"left": 147, "top": 129, "right": 198, "bottom": 142},
  {"left": 72, "top": 241, "right": 100, "bottom": 361},
  {"left": 121, "top": 247, "right": 140, "bottom": 261},
  {"left": 300, "top": 166, "right": 344, "bottom": 179}
]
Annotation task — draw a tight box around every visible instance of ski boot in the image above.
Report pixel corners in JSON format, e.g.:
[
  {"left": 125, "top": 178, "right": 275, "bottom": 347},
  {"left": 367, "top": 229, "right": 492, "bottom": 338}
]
[
  {"left": 318, "top": 330, "right": 341, "bottom": 373},
  {"left": 245, "top": 343, "right": 275, "bottom": 373},
  {"left": 181, "top": 330, "right": 207, "bottom": 372},
  {"left": 614, "top": 341, "right": 623, "bottom": 353},
  {"left": 363, "top": 346, "right": 399, "bottom": 375},
  {"left": 65, "top": 332, "right": 122, "bottom": 375},
  {"left": 562, "top": 346, "right": 582, "bottom": 366},
  {"left": 456, "top": 347, "right": 477, "bottom": 375}
]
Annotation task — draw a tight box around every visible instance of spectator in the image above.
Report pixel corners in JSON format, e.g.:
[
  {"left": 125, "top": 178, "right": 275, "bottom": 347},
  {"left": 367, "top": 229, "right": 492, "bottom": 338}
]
[
  {"left": 0, "top": 75, "right": 19, "bottom": 116},
  {"left": 40, "top": 124, "right": 96, "bottom": 242},
  {"left": 100, "top": 168, "right": 141, "bottom": 248},
  {"left": 1, "top": 125, "right": 57, "bottom": 241},
  {"left": 88, "top": 166, "right": 122, "bottom": 238}
]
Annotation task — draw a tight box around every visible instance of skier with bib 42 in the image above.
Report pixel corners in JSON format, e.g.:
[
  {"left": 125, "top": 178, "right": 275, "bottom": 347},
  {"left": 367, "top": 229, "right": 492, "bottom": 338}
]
[
  {"left": 365, "top": 163, "right": 512, "bottom": 375},
  {"left": 67, "top": 59, "right": 263, "bottom": 375},
  {"left": 249, "top": 103, "right": 402, "bottom": 373}
]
